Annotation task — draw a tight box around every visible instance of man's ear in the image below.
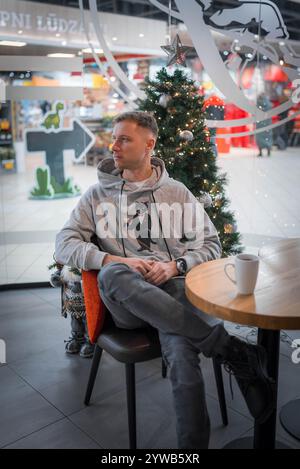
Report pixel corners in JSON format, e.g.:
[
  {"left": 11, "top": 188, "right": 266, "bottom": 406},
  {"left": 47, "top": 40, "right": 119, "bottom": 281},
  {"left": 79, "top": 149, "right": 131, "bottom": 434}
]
[{"left": 147, "top": 138, "right": 156, "bottom": 152}]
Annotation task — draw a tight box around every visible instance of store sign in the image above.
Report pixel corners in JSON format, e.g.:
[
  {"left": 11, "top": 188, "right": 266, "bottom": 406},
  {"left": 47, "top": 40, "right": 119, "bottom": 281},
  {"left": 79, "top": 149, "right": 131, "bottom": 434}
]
[
  {"left": 0, "top": 0, "right": 166, "bottom": 53},
  {"left": 0, "top": 0, "right": 87, "bottom": 47},
  {"left": 0, "top": 10, "right": 84, "bottom": 35}
]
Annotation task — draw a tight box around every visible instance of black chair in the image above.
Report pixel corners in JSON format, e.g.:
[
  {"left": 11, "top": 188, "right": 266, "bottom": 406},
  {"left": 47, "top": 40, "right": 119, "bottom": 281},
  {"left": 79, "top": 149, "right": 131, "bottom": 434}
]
[{"left": 84, "top": 309, "right": 228, "bottom": 449}]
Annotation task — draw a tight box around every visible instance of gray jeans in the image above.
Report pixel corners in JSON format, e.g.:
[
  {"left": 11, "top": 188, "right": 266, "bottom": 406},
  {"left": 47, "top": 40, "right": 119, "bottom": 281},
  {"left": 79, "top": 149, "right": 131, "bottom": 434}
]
[{"left": 98, "top": 262, "right": 230, "bottom": 449}]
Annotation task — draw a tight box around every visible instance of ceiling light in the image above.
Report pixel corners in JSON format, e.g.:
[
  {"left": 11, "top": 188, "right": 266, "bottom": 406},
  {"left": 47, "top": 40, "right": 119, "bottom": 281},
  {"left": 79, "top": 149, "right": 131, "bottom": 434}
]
[
  {"left": 279, "top": 59, "right": 284, "bottom": 66},
  {"left": 139, "top": 33, "right": 144, "bottom": 38},
  {"left": 47, "top": 53, "right": 75, "bottom": 58},
  {"left": 0, "top": 40, "right": 26, "bottom": 47},
  {"left": 61, "top": 40, "right": 67, "bottom": 46},
  {"left": 56, "top": 33, "right": 61, "bottom": 37},
  {"left": 82, "top": 47, "right": 103, "bottom": 53},
  {"left": 112, "top": 37, "right": 118, "bottom": 41},
  {"left": 18, "top": 30, "right": 23, "bottom": 34}
]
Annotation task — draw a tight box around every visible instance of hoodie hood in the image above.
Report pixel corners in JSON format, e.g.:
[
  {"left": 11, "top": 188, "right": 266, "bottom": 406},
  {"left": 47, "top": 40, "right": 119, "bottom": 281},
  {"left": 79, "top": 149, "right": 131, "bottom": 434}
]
[{"left": 97, "top": 156, "right": 169, "bottom": 194}]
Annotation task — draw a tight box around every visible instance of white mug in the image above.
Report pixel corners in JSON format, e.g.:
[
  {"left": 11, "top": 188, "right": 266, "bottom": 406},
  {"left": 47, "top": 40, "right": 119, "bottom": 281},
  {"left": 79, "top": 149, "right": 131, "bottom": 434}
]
[{"left": 224, "top": 254, "right": 259, "bottom": 295}]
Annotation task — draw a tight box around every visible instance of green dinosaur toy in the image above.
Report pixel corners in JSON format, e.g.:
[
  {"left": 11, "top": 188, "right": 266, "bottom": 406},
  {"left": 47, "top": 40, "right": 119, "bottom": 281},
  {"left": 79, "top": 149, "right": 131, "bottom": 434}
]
[{"left": 42, "top": 102, "right": 64, "bottom": 130}]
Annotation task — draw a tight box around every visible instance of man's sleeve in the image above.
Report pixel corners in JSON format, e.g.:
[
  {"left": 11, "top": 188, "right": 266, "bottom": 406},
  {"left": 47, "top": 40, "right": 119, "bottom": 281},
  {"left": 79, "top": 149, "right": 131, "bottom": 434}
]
[
  {"left": 55, "top": 189, "right": 107, "bottom": 271},
  {"left": 179, "top": 188, "right": 222, "bottom": 272}
]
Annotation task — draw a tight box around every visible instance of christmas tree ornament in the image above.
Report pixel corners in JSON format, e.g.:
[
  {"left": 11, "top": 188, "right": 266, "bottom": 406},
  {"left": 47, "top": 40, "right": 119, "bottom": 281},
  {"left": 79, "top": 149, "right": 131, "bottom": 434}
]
[
  {"left": 161, "top": 34, "right": 194, "bottom": 67},
  {"left": 214, "top": 194, "right": 223, "bottom": 208},
  {"left": 198, "top": 193, "right": 213, "bottom": 209},
  {"left": 159, "top": 94, "right": 172, "bottom": 108},
  {"left": 224, "top": 223, "right": 234, "bottom": 234},
  {"left": 179, "top": 130, "right": 194, "bottom": 141}
]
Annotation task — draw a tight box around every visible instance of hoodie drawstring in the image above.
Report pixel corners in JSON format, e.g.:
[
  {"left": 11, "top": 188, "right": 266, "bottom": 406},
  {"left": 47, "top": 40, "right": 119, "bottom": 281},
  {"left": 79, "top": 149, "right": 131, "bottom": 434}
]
[
  {"left": 151, "top": 191, "right": 173, "bottom": 262},
  {"left": 120, "top": 181, "right": 127, "bottom": 257}
]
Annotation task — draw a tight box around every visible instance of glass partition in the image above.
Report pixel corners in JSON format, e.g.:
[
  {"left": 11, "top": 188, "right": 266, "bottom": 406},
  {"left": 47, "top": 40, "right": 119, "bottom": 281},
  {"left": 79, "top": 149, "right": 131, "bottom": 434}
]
[{"left": 0, "top": 0, "right": 300, "bottom": 286}]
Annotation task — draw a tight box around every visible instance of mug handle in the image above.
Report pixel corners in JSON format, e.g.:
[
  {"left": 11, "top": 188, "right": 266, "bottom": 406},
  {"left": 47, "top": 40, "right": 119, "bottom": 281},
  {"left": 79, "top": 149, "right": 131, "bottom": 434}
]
[{"left": 224, "top": 263, "right": 236, "bottom": 284}]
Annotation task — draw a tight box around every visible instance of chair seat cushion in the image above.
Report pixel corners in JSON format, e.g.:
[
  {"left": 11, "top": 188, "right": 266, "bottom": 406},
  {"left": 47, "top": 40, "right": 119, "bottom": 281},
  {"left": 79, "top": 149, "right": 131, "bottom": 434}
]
[
  {"left": 98, "top": 327, "right": 161, "bottom": 363},
  {"left": 81, "top": 270, "right": 105, "bottom": 343}
]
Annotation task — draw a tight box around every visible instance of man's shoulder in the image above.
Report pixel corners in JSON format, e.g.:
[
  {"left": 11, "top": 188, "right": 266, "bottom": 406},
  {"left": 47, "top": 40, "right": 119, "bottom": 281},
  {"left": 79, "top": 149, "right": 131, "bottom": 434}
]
[
  {"left": 161, "top": 178, "right": 189, "bottom": 196},
  {"left": 76, "top": 183, "right": 101, "bottom": 205},
  {"left": 83, "top": 183, "right": 101, "bottom": 197},
  {"left": 163, "top": 177, "right": 188, "bottom": 190}
]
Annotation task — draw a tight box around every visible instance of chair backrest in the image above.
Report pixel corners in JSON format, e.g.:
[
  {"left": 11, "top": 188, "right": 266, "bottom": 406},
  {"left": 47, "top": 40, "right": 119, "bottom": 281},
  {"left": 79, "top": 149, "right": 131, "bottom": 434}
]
[{"left": 81, "top": 270, "right": 106, "bottom": 343}]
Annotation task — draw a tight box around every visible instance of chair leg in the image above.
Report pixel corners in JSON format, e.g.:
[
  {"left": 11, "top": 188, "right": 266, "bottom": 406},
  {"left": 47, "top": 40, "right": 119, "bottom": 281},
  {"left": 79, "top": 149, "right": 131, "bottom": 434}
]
[
  {"left": 84, "top": 345, "right": 103, "bottom": 406},
  {"left": 212, "top": 357, "right": 228, "bottom": 426},
  {"left": 161, "top": 357, "right": 167, "bottom": 378},
  {"left": 125, "top": 363, "right": 137, "bottom": 450}
]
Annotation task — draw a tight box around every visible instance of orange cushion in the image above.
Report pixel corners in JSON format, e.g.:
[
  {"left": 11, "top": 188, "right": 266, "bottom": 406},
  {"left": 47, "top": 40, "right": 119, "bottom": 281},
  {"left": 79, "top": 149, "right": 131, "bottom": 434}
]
[{"left": 81, "top": 270, "right": 106, "bottom": 344}]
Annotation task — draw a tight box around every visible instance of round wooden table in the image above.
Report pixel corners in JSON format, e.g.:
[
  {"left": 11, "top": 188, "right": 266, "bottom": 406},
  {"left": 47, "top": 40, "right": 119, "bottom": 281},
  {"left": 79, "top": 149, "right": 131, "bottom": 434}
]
[{"left": 185, "top": 238, "right": 300, "bottom": 449}]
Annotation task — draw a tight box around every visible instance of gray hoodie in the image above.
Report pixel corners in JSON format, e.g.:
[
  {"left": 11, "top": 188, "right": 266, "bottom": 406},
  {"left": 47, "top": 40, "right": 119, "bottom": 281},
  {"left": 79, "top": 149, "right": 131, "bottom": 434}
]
[{"left": 55, "top": 157, "right": 221, "bottom": 272}]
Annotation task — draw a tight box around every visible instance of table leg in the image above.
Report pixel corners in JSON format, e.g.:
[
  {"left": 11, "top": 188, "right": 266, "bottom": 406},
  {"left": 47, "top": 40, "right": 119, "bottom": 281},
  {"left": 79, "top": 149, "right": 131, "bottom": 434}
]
[
  {"left": 253, "top": 329, "right": 280, "bottom": 449},
  {"left": 224, "top": 328, "right": 290, "bottom": 449}
]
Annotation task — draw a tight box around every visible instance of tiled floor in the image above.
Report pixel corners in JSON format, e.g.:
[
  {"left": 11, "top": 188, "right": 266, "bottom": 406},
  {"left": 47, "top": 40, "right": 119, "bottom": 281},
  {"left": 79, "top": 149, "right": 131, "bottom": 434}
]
[
  {"left": 0, "top": 146, "right": 300, "bottom": 284},
  {"left": 0, "top": 287, "right": 300, "bottom": 449}
]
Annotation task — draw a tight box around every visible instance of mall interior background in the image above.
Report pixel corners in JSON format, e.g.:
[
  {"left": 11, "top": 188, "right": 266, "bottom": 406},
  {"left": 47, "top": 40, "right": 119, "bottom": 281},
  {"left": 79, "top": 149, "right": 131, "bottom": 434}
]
[{"left": 1, "top": 0, "right": 300, "bottom": 286}]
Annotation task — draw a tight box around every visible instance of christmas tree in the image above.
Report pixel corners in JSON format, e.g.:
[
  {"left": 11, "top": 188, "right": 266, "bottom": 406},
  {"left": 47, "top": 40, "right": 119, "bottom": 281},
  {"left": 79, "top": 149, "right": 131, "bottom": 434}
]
[{"left": 139, "top": 67, "right": 242, "bottom": 256}]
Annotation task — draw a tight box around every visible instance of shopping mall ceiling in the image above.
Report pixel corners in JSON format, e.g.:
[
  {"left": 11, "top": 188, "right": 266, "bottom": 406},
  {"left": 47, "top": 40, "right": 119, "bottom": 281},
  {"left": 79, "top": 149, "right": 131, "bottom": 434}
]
[{"left": 23, "top": 0, "right": 300, "bottom": 42}]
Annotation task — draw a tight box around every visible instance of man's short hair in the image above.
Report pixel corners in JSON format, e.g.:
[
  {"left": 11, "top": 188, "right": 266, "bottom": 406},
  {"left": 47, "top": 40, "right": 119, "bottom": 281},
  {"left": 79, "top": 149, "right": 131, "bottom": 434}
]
[{"left": 113, "top": 111, "right": 158, "bottom": 138}]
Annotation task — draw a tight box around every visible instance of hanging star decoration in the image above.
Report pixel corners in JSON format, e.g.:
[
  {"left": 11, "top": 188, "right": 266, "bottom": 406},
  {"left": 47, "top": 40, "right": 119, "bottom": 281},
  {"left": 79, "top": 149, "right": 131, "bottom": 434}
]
[{"left": 161, "top": 34, "right": 194, "bottom": 67}]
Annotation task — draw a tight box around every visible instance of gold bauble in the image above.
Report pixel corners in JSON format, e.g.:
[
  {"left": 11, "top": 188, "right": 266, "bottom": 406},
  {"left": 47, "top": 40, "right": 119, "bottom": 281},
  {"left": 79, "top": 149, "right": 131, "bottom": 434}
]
[{"left": 224, "top": 223, "right": 234, "bottom": 234}]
